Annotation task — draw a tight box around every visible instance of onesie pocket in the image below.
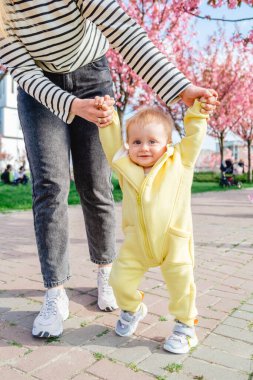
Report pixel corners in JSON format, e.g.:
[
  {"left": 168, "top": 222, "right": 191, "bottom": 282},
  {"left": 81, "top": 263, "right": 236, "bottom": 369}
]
[{"left": 165, "top": 226, "right": 192, "bottom": 264}]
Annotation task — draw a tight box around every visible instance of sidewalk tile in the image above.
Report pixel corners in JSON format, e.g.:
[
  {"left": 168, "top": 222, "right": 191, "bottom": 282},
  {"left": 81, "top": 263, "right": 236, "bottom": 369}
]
[
  {"left": 213, "top": 324, "right": 253, "bottom": 344},
  {"left": 87, "top": 358, "right": 153, "bottom": 380},
  {"left": 0, "top": 367, "right": 34, "bottom": 380},
  {"left": 32, "top": 348, "right": 95, "bottom": 380},
  {"left": 192, "top": 345, "right": 251, "bottom": 372},
  {"left": 223, "top": 316, "right": 251, "bottom": 330},
  {"left": 108, "top": 338, "right": 158, "bottom": 364},
  {"left": 0, "top": 340, "right": 27, "bottom": 364},
  {"left": 83, "top": 330, "right": 130, "bottom": 354},
  {"left": 62, "top": 324, "right": 108, "bottom": 346},
  {"left": 138, "top": 350, "right": 186, "bottom": 377},
  {"left": 14, "top": 345, "right": 70, "bottom": 372},
  {"left": 182, "top": 357, "right": 248, "bottom": 380},
  {"left": 203, "top": 333, "right": 253, "bottom": 357}
]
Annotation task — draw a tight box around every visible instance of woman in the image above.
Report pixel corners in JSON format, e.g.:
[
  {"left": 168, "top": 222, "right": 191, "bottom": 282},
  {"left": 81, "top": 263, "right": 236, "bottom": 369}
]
[{"left": 0, "top": 0, "right": 218, "bottom": 338}]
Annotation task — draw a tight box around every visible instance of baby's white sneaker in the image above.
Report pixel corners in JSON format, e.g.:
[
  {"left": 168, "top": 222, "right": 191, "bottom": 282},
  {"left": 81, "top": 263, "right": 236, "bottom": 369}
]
[{"left": 164, "top": 320, "right": 198, "bottom": 354}]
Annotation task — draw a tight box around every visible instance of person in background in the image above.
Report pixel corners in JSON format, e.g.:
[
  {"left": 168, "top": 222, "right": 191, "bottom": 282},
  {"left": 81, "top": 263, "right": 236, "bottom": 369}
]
[
  {"left": 238, "top": 159, "right": 245, "bottom": 174},
  {"left": 1, "top": 164, "right": 13, "bottom": 184},
  {"left": 13, "top": 165, "right": 29, "bottom": 185}
]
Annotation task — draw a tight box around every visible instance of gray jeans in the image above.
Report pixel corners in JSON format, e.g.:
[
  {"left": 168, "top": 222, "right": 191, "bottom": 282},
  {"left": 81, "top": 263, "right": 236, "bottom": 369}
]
[{"left": 17, "top": 56, "right": 116, "bottom": 288}]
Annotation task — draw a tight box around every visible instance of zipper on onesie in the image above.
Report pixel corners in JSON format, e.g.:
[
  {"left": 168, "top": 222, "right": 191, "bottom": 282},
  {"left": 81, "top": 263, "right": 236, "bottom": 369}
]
[
  {"left": 137, "top": 178, "right": 153, "bottom": 260},
  {"left": 136, "top": 155, "right": 169, "bottom": 261}
]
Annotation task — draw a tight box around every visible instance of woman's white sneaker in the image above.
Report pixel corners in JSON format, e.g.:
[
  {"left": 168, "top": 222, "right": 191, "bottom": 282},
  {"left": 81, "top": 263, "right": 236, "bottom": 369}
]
[
  {"left": 97, "top": 267, "right": 118, "bottom": 311},
  {"left": 32, "top": 288, "right": 69, "bottom": 338}
]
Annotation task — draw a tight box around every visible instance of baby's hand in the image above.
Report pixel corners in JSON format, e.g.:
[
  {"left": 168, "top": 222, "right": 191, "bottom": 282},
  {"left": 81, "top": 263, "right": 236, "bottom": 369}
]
[
  {"left": 199, "top": 89, "right": 220, "bottom": 116},
  {"left": 94, "top": 95, "right": 115, "bottom": 128},
  {"left": 95, "top": 95, "right": 115, "bottom": 110}
]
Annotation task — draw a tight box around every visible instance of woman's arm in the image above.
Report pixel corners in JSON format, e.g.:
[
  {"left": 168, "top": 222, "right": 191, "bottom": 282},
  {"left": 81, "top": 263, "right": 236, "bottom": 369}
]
[
  {"left": 81, "top": 0, "right": 219, "bottom": 109},
  {"left": 0, "top": 36, "right": 76, "bottom": 123},
  {"left": 0, "top": 36, "right": 114, "bottom": 125},
  {"left": 81, "top": 0, "right": 191, "bottom": 105}
]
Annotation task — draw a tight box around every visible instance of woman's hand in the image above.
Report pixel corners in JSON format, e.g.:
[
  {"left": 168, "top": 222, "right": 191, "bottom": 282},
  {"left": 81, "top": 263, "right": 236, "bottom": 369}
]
[
  {"left": 180, "top": 85, "right": 219, "bottom": 114},
  {"left": 70, "top": 95, "right": 115, "bottom": 127}
]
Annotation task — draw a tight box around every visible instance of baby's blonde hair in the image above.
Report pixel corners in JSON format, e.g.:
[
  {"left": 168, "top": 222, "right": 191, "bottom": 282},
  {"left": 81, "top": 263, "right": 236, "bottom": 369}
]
[{"left": 126, "top": 107, "right": 173, "bottom": 142}]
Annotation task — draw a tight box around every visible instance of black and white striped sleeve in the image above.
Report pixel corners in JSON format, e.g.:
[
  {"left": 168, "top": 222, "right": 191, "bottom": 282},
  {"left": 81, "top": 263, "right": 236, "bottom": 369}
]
[
  {"left": 82, "top": 0, "right": 191, "bottom": 104},
  {"left": 0, "top": 36, "right": 76, "bottom": 123}
]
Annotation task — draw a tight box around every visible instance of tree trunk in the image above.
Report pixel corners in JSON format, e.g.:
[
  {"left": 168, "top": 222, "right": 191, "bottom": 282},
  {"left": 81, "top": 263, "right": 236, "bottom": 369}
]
[
  {"left": 219, "top": 133, "right": 224, "bottom": 171},
  {"left": 247, "top": 139, "right": 252, "bottom": 183},
  {"left": 117, "top": 108, "right": 124, "bottom": 127}
]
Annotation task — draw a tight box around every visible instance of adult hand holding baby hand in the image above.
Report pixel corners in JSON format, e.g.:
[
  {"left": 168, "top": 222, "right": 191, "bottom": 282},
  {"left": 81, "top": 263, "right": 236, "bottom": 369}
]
[
  {"left": 70, "top": 94, "right": 115, "bottom": 127},
  {"left": 180, "top": 85, "right": 219, "bottom": 115}
]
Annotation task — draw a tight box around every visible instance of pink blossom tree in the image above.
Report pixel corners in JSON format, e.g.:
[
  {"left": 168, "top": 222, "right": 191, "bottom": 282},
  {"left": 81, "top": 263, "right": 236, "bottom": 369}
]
[
  {"left": 187, "top": 33, "right": 251, "bottom": 169},
  {"left": 106, "top": 0, "right": 196, "bottom": 126},
  {"left": 232, "top": 86, "right": 253, "bottom": 182},
  {"left": 189, "top": 1, "right": 253, "bottom": 46},
  {"left": 107, "top": 0, "right": 252, "bottom": 130}
]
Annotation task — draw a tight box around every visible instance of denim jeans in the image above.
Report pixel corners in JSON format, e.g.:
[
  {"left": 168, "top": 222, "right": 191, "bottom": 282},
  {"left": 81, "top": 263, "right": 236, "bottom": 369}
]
[{"left": 17, "top": 56, "right": 116, "bottom": 288}]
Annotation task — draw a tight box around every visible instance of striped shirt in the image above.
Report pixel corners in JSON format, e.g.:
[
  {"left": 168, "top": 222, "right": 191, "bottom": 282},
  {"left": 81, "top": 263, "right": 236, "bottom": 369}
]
[{"left": 0, "top": 0, "right": 190, "bottom": 123}]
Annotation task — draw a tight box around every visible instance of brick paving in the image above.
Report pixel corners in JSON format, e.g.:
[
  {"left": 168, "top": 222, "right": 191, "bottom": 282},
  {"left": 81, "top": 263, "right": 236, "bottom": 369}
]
[{"left": 0, "top": 188, "right": 253, "bottom": 380}]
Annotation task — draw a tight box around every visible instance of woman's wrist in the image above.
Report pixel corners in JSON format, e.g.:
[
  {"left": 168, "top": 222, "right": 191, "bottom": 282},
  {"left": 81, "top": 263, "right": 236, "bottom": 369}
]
[{"left": 70, "top": 97, "right": 81, "bottom": 115}]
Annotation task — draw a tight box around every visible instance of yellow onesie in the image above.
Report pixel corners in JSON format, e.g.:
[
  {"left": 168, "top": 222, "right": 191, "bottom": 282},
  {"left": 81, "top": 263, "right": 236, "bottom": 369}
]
[{"left": 99, "top": 100, "right": 208, "bottom": 326}]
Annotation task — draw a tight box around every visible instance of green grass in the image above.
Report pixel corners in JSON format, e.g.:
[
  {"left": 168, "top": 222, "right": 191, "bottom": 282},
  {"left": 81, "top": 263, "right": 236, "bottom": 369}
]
[
  {"left": 164, "top": 363, "right": 183, "bottom": 373},
  {"left": 159, "top": 316, "right": 168, "bottom": 321},
  {"left": 96, "top": 328, "right": 109, "bottom": 338},
  {"left": 8, "top": 340, "right": 22, "bottom": 348},
  {"left": 0, "top": 182, "right": 33, "bottom": 212},
  {"left": 0, "top": 179, "right": 120, "bottom": 212},
  {"left": 127, "top": 362, "right": 139, "bottom": 372},
  {"left": 1, "top": 173, "right": 252, "bottom": 213},
  {"left": 192, "top": 181, "right": 224, "bottom": 193},
  {"left": 193, "top": 171, "right": 251, "bottom": 183},
  {"left": 24, "top": 348, "right": 33, "bottom": 356},
  {"left": 192, "top": 181, "right": 252, "bottom": 193},
  {"left": 45, "top": 336, "right": 61, "bottom": 344},
  {"left": 93, "top": 352, "right": 105, "bottom": 361}
]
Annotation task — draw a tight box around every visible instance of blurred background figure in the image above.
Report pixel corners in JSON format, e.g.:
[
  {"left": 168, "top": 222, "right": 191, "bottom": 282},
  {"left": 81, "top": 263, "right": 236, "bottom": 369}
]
[
  {"left": 13, "top": 165, "right": 29, "bottom": 185},
  {"left": 1, "top": 164, "right": 13, "bottom": 184},
  {"left": 220, "top": 159, "right": 234, "bottom": 175}
]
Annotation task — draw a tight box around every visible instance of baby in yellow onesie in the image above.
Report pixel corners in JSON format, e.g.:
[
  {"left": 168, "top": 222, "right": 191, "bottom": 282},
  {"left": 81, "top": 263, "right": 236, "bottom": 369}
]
[{"left": 98, "top": 98, "right": 209, "bottom": 354}]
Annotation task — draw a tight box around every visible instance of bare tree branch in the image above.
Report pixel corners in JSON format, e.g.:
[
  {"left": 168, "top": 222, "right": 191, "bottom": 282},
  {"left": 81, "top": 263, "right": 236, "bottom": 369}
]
[{"left": 184, "top": 9, "right": 253, "bottom": 22}]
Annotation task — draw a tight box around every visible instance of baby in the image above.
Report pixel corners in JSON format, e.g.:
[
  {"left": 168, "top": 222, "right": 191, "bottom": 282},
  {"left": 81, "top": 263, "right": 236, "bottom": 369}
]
[{"left": 97, "top": 97, "right": 209, "bottom": 354}]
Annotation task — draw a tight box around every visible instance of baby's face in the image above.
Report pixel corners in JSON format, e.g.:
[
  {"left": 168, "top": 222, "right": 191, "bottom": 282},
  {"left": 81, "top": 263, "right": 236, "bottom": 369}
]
[{"left": 127, "top": 122, "right": 169, "bottom": 170}]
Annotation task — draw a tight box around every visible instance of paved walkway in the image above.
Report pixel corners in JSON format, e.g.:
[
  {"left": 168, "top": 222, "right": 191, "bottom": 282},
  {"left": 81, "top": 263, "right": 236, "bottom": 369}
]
[{"left": 0, "top": 189, "right": 253, "bottom": 380}]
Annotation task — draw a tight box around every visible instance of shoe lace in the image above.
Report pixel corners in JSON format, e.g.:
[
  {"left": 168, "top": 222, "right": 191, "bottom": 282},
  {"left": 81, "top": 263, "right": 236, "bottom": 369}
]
[
  {"left": 98, "top": 271, "right": 112, "bottom": 294},
  {"left": 39, "top": 294, "right": 59, "bottom": 319}
]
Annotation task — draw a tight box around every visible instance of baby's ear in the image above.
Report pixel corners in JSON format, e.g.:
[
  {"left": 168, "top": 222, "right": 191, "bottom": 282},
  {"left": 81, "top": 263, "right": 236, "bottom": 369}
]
[{"left": 124, "top": 142, "right": 129, "bottom": 150}]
